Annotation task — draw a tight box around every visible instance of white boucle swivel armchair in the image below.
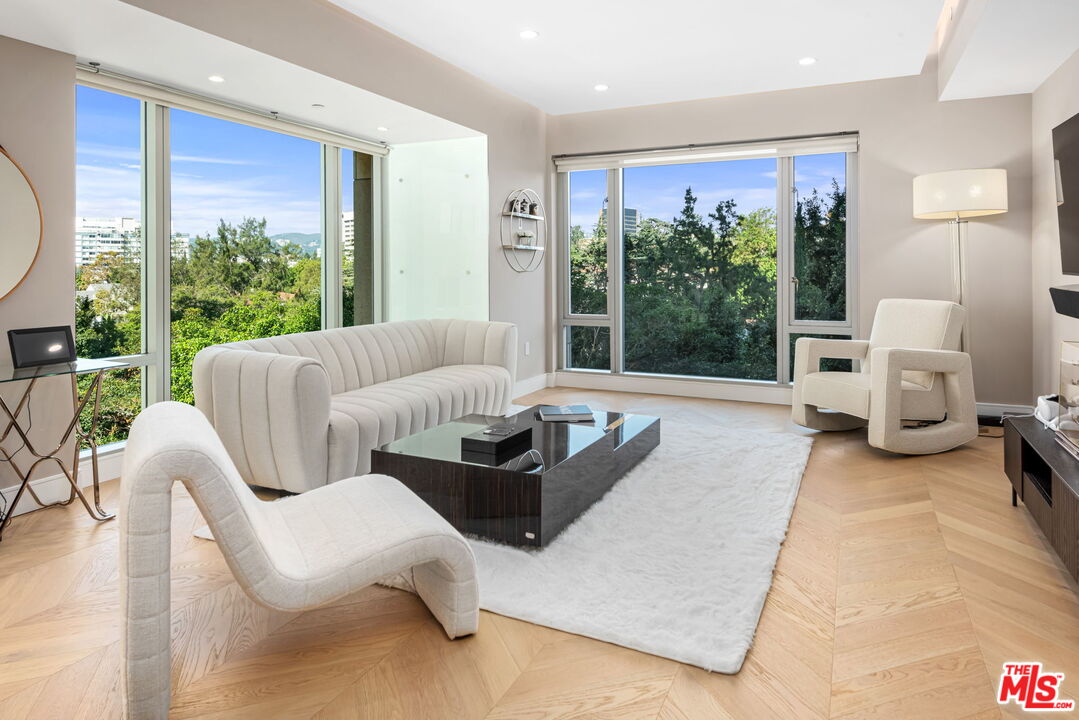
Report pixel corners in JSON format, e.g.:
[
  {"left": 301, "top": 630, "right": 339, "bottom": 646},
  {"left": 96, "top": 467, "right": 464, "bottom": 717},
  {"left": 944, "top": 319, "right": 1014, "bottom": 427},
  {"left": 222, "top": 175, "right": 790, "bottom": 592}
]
[
  {"left": 120, "top": 402, "right": 479, "bottom": 720},
  {"left": 791, "top": 298, "right": 978, "bottom": 454}
]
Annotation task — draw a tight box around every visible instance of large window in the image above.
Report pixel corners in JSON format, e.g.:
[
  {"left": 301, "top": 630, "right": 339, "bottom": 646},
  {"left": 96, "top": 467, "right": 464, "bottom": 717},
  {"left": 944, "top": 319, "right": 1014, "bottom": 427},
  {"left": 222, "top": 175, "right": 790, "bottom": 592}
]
[
  {"left": 168, "top": 111, "right": 322, "bottom": 404},
  {"left": 74, "top": 86, "right": 145, "bottom": 443},
  {"left": 558, "top": 140, "right": 855, "bottom": 386},
  {"left": 793, "top": 153, "right": 847, "bottom": 323},
  {"left": 622, "top": 158, "right": 777, "bottom": 380},
  {"left": 568, "top": 169, "right": 608, "bottom": 316},
  {"left": 74, "top": 82, "right": 390, "bottom": 443}
]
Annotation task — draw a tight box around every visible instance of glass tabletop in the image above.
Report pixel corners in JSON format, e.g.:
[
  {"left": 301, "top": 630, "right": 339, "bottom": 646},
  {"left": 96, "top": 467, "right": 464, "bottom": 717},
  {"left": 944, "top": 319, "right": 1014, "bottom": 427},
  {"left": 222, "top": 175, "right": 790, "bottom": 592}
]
[
  {"left": 0, "top": 358, "right": 131, "bottom": 384},
  {"left": 378, "top": 404, "right": 660, "bottom": 472}
]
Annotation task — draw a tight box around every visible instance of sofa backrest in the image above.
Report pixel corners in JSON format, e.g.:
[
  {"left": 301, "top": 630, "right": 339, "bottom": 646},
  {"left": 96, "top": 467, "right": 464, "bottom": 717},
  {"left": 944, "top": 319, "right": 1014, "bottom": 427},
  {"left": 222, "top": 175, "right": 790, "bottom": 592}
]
[{"left": 216, "top": 318, "right": 514, "bottom": 394}]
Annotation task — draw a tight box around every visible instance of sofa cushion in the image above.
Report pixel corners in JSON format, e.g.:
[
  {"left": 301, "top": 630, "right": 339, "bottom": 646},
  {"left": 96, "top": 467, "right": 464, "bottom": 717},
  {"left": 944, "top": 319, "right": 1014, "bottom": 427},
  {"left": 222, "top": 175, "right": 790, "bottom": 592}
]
[
  {"left": 801, "top": 370, "right": 946, "bottom": 422},
  {"left": 326, "top": 364, "right": 512, "bottom": 479}
]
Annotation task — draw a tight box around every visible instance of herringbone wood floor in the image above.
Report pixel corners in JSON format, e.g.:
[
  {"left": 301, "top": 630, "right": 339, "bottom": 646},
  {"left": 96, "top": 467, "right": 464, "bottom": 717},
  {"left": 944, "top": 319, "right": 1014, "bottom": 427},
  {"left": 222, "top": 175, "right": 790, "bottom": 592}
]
[{"left": 1, "top": 388, "right": 1077, "bottom": 719}]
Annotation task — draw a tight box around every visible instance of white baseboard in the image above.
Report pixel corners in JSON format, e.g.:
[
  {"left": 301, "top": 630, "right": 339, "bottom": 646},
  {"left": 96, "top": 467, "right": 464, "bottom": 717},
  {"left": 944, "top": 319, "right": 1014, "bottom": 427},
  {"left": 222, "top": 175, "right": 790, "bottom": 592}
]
[
  {"left": 514, "top": 373, "right": 553, "bottom": 399},
  {"left": 533, "top": 371, "right": 1026, "bottom": 415},
  {"left": 0, "top": 445, "right": 125, "bottom": 519},
  {"left": 552, "top": 371, "right": 793, "bottom": 405},
  {"left": 976, "top": 402, "right": 1033, "bottom": 419}
]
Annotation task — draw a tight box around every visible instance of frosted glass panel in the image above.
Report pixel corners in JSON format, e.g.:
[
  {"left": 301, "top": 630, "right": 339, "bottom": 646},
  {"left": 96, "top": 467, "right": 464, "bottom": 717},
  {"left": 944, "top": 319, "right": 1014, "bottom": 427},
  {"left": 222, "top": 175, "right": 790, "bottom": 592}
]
[{"left": 384, "top": 136, "right": 489, "bottom": 321}]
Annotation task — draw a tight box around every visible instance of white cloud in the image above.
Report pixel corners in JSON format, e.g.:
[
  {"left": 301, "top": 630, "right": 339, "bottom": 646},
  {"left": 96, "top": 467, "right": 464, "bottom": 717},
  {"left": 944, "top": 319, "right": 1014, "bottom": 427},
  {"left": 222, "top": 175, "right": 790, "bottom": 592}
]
[
  {"left": 76, "top": 161, "right": 320, "bottom": 236},
  {"left": 78, "top": 142, "right": 255, "bottom": 166},
  {"left": 172, "top": 154, "right": 256, "bottom": 166}
]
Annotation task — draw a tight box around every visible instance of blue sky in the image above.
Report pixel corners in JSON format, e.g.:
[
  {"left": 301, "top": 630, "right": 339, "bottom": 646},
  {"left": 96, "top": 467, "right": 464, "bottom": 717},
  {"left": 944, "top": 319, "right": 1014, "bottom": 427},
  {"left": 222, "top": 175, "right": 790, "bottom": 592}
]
[
  {"left": 570, "top": 154, "right": 844, "bottom": 232},
  {"left": 77, "top": 85, "right": 325, "bottom": 238},
  {"left": 78, "top": 85, "right": 843, "bottom": 241}
]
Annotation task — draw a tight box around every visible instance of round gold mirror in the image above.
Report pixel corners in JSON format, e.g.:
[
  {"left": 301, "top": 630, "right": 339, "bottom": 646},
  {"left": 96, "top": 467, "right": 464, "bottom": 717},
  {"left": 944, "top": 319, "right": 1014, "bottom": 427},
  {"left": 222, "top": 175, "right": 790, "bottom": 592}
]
[{"left": 0, "top": 146, "right": 42, "bottom": 302}]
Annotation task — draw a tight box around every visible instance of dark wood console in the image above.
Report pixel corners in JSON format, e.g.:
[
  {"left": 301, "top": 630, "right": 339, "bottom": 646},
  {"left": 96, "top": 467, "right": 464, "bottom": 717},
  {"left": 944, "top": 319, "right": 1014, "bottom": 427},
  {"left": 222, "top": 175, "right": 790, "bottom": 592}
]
[{"left": 1004, "top": 416, "right": 1079, "bottom": 581}]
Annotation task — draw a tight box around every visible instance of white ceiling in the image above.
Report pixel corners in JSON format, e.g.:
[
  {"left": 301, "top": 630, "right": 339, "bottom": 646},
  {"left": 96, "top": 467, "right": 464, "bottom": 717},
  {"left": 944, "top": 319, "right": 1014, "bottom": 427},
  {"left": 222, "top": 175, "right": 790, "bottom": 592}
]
[
  {"left": 329, "top": 0, "right": 947, "bottom": 115},
  {"left": 0, "top": 0, "right": 479, "bottom": 145},
  {"left": 938, "top": 0, "right": 1079, "bottom": 100}
]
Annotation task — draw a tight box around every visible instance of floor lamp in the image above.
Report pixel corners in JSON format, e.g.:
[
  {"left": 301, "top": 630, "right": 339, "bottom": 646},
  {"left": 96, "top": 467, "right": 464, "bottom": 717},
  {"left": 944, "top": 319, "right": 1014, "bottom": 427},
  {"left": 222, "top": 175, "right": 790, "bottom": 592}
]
[{"left": 912, "top": 168, "right": 1008, "bottom": 351}]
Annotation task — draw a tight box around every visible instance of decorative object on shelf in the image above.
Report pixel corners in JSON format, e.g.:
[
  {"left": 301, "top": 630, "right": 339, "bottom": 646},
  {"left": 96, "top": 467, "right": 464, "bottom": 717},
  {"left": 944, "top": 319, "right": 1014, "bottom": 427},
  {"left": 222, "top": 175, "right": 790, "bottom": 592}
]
[
  {"left": 501, "top": 188, "right": 546, "bottom": 273},
  {"left": 0, "top": 144, "right": 43, "bottom": 303},
  {"left": 0, "top": 357, "right": 129, "bottom": 540}
]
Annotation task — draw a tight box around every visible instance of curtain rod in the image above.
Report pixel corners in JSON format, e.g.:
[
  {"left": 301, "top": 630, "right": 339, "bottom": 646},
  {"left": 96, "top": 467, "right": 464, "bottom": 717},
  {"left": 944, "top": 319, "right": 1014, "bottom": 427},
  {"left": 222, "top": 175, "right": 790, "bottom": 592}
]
[
  {"left": 76, "top": 62, "right": 389, "bottom": 153},
  {"left": 551, "top": 131, "right": 858, "bottom": 161}
]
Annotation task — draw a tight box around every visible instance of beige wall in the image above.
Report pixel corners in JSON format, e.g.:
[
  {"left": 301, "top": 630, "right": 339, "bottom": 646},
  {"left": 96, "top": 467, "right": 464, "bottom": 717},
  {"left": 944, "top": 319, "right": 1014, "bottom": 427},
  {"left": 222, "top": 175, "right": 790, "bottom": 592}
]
[
  {"left": 548, "top": 65, "right": 1034, "bottom": 405},
  {"left": 123, "top": 0, "right": 550, "bottom": 382},
  {"left": 1032, "top": 50, "right": 1079, "bottom": 396},
  {"left": 0, "top": 36, "right": 76, "bottom": 486}
]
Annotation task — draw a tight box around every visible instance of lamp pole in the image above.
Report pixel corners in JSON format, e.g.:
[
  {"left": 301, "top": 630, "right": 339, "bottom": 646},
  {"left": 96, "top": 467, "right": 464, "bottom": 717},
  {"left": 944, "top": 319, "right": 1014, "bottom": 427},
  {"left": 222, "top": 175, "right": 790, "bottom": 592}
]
[{"left": 949, "top": 214, "right": 969, "bottom": 352}]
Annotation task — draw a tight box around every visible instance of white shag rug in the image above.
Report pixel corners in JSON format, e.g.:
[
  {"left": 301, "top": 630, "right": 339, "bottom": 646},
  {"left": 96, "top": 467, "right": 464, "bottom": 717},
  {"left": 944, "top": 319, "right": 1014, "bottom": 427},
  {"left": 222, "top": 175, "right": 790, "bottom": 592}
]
[
  {"left": 195, "top": 416, "right": 813, "bottom": 673},
  {"left": 469, "top": 420, "right": 812, "bottom": 673}
]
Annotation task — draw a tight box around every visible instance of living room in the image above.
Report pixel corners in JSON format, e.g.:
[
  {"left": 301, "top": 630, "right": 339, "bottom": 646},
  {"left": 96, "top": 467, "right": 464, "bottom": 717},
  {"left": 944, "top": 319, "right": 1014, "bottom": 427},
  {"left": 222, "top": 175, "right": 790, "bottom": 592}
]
[{"left": 1, "top": 0, "right": 1078, "bottom": 718}]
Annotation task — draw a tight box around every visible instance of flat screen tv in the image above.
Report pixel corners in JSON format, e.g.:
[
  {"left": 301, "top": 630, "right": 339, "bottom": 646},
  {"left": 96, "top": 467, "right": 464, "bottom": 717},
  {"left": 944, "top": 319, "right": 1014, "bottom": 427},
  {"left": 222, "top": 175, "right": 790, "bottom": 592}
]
[{"left": 1057, "top": 110, "right": 1079, "bottom": 274}]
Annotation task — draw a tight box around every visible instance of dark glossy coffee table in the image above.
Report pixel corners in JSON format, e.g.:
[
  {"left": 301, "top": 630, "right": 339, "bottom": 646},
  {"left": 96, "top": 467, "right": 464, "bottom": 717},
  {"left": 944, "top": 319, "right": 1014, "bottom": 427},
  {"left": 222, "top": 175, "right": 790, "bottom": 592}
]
[{"left": 371, "top": 405, "right": 660, "bottom": 546}]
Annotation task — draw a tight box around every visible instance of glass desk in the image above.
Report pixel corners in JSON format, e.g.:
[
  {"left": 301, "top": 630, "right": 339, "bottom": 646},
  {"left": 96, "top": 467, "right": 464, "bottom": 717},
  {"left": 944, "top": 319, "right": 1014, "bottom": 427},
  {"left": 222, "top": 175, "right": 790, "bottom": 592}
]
[{"left": 0, "top": 358, "right": 130, "bottom": 540}]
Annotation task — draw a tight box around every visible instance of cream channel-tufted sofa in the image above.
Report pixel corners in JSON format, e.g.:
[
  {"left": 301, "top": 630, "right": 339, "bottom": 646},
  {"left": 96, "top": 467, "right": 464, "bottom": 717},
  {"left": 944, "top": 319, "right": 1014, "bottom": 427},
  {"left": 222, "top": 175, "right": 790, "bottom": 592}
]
[{"left": 193, "top": 319, "right": 517, "bottom": 493}]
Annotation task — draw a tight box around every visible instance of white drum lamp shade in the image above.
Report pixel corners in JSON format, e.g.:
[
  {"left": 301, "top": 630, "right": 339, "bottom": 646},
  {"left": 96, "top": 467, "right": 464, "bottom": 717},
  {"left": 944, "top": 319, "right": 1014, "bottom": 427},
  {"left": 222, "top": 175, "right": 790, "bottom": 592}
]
[{"left": 912, "top": 168, "right": 1008, "bottom": 219}]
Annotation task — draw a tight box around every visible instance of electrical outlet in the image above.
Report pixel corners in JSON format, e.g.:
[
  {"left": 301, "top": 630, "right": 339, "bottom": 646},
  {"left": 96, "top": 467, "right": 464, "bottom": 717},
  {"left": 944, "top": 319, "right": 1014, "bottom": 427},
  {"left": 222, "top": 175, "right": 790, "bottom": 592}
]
[{"left": 524, "top": 341, "right": 531, "bottom": 356}]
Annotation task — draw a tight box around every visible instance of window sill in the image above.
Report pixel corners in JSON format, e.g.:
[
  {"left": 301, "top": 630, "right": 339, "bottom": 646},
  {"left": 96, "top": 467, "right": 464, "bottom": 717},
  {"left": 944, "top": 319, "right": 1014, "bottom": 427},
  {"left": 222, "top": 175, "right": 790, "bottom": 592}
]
[{"left": 553, "top": 370, "right": 793, "bottom": 405}]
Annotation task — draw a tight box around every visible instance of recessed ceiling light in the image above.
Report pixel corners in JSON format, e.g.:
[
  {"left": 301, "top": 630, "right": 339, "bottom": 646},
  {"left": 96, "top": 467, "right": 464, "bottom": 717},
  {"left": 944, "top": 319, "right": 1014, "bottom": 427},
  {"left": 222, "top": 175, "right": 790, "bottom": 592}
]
[
  {"left": 594, "top": 84, "right": 609, "bottom": 92},
  {"left": 208, "top": 74, "right": 225, "bottom": 83},
  {"left": 519, "top": 29, "right": 539, "bottom": 40},
  {"left": 798, "top": 57, "right": 817, "bottom": 66},
  {"left": 377, "top": 126, "right": 389, "bottom": 132}
]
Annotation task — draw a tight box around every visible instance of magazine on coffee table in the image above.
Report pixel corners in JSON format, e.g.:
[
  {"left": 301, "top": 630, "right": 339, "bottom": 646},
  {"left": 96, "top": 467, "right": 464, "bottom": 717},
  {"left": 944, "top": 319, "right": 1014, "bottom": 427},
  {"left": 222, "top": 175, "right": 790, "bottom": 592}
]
[{"left": 537, "top": 404, "right": 595, "bottom": 422}]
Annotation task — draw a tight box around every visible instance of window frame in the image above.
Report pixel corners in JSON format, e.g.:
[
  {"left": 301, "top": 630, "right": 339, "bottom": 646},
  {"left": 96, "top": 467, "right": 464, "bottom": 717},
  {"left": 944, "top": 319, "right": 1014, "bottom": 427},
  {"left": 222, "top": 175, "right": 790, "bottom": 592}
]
[
  {"left": 556, "top": 138, "right": 858, "bottom": 389},
  {"left": 75, "top": 82, "right": 386, "bottom": 437}
]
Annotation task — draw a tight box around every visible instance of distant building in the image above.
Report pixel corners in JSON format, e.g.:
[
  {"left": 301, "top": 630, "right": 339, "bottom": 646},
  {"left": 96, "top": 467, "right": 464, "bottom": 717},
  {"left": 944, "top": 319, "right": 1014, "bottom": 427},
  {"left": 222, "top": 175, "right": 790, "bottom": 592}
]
[
  {"left": 76, "top": 217, "right": 139, "bottom": 266},
  {"left": 598, "top": 207, "right": 641, "bottom": 237},
  {"left": 75, "top": 217, "right": 190, "bottom": 265},
  {"left": 171, "top": 233, "right": 190, "bottom": 259},
  {"left": 341, "top": 211, "right": 354, "bottom": 266}
]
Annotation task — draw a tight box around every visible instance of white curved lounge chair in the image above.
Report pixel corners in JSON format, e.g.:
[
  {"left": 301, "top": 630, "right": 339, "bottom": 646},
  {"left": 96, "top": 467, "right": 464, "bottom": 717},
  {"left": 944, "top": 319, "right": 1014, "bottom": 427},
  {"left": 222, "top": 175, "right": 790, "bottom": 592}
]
[{"left": 119, "top": 402, "right": 479, "bottom": 720}]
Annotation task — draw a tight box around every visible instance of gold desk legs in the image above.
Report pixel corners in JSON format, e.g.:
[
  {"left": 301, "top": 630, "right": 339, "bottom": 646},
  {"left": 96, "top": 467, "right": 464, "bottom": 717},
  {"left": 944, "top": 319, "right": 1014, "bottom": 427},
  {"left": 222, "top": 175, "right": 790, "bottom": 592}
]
[{"left": 0, "top": 370, "right": 115, "bottom": 541}]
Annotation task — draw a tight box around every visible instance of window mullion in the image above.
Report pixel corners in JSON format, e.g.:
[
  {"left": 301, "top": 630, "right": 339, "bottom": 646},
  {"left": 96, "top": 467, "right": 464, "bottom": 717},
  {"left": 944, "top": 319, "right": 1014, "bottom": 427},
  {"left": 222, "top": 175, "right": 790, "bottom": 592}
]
[
  {"left": 776, "top": 156, "right": 794, "bottom": 384},
  {"left": 372, "top": 155, "right": 385, "bottom": 323},
  {"left": 321, "top": 145, "right": 342, "bottom": 330},
  {"left": 607, "top": 168, "right": 624, "bottom": 374},
  {"left": 557, "top": 171, "right": 569, "bottom": 369},
  {"left": 142, "top": 102, "right": 171, "bottom": 405},
  {"left": 846, "top": 151, "right": 859, "bottom": 339}
]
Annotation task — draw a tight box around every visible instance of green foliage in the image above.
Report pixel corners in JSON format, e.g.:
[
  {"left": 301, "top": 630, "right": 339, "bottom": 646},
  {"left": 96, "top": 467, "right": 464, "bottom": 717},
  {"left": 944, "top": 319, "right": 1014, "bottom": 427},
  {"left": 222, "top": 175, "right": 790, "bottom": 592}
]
[
  {"left": 794, "top": 180, "right": 847, "bottom": 321},
  {"left": 571, "top": 183, "right": 846, "bottom": 380},
  {"left": 71, "top": 181, "right": 847, "bottom": 443},
  {"left": 74, "top": 217, "right": 322, "bottom": 443}
]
